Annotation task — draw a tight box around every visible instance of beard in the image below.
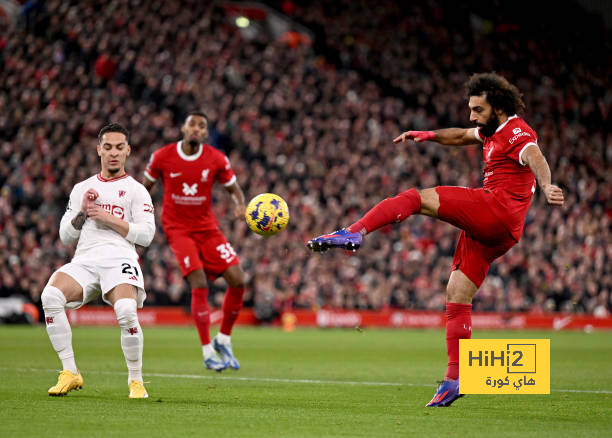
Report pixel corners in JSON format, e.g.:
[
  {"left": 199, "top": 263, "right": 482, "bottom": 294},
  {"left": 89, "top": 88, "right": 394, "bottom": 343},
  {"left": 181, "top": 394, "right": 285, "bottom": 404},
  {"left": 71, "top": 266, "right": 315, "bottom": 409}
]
[
  {"left": 477, "top": 113, "right": 500, "bottom": 138},
  {"left": 188, "top": 138, "right": 200, "bottom": 148}
]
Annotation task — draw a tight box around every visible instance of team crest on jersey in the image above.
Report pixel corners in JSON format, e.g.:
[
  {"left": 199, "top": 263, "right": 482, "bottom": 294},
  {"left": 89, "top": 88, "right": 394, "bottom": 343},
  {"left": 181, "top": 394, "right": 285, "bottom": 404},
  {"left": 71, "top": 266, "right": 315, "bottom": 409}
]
[
  {"left": 118, "top": 190, "right": 126, "bottom": 198},
  {"left": 182, "top": 183, "right": 198, "bottom": 196},
  {"left": 513, "top": 128, "right": 521, "bottom": 134},
  {"left": 201, "top": 169, "right": 210, "bottom": 182}
]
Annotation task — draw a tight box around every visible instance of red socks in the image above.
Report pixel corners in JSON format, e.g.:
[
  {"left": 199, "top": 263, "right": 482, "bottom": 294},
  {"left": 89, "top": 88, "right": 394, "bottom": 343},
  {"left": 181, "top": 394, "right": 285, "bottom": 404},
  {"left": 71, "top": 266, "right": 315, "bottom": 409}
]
[
  {"left": 348, "top": 188, "right": 421, "bottom": 234},
  {"left": 191, "top": 288, "right": 211, "bottom": 345},
  {"left": 445, "top": 303, "right": 472, "bottom": 381},
  {"left": 220, "top": 286, "right": 245, "bottom": 336}
]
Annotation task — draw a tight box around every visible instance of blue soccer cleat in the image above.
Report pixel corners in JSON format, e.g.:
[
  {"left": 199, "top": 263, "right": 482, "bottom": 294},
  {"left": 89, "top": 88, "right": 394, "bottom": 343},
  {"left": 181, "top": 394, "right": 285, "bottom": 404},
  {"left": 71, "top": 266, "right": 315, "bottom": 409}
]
[
  {"left": 425, "top": 379, "right": 465, "bottom": 407},
  {"left": 204, "top": 355, "right": 227, "bottom": 372},
  {"left": 213, "top": 338, "right": 240, "bottom": 370},
  {"left": 306, "top": 229, "right": 362, "bottom": 252}
]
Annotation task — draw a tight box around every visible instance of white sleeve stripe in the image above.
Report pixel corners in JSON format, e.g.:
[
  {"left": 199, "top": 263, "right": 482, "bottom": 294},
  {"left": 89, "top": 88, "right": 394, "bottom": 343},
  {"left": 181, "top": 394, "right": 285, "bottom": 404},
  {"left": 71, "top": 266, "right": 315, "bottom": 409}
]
[
  {"left": 144, "top": 171, "right": 157, "bottom": 181},
  {"left": 474, "top": 128, "right": 482, "bottom": 142},
  {"left": 222, "top": 175, "right": 237, "bottom": 187},
  {"left": 519, "top": 142, "right": 539, "bottom": 166}
]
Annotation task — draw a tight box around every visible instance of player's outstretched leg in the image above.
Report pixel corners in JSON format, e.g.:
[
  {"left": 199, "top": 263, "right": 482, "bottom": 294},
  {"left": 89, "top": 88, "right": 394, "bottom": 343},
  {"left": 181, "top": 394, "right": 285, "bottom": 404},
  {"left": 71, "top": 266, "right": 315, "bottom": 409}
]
[
  {"left": 42, "top": 285, "right": 83, "bottom": 396},
  {"left": 306, "top": 188, "right": 421, "bottom": 252}
]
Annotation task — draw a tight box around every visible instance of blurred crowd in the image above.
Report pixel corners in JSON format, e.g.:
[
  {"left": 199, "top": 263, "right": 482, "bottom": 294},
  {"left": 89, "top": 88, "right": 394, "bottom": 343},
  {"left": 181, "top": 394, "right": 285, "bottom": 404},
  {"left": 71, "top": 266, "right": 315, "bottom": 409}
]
[{"left": 0, "top": 0, "right": 609, "bottom": 319}]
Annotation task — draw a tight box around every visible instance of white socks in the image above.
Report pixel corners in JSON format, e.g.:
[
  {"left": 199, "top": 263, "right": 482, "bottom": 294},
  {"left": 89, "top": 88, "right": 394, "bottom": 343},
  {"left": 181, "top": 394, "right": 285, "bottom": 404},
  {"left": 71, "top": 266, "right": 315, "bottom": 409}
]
[
  {"left": 202, "top": 333, "right": 232, "bottom": 359},
  {"left": 114, "top": 298, "right": 143, "bottom": 383},
  {"left": 215, "top": 332, "right": 231, "bottom": 345},
  {"left": 43, "top": 289, "right": 143, "bottom": 383},
  {"left": 202, "top": 343, "right": 215, "bottom": 359},
  {"left": 42, "top": 286, "right": 78, "bottom": 374}
]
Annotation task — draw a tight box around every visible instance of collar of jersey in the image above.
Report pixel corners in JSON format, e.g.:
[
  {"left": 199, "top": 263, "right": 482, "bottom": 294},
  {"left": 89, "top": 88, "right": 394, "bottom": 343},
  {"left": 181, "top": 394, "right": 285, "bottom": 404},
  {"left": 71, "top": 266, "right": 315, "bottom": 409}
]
[
  {"left": 177, "top": 141, "right": 203, "bottom": 161},
  {"left": 97, "top": 173, "right": 129, "bottom": 182},
  {"left": 495, "top": 114, "right": 518, "bottom": 134}
]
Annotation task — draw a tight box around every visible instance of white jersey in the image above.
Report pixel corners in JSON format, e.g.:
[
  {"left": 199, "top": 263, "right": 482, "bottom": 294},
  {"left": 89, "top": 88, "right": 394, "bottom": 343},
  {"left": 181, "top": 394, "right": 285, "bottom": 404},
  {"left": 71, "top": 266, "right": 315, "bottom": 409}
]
[{"left": 59, "top": 173, "right": 155, "bottom": 262}]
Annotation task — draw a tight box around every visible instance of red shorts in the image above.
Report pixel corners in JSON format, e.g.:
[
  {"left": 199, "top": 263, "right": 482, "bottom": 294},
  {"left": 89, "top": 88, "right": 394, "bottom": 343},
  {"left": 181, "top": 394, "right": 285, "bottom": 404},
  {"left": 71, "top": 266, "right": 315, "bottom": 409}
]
[
  {"left": 436, "top": 186, "right": 518, "bottom": 287},
  {"left": 165, "top": 228, "right": 240, "bottom": 279}
]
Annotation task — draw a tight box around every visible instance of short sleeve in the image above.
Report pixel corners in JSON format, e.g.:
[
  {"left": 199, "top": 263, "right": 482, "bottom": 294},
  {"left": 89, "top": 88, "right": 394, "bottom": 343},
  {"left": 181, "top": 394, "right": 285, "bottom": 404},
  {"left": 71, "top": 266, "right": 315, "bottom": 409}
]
[
  {"left": 506, "top": 127, "right": 538, "bottom": 166},
  {"left": 144, "top": 150, "right": 161, "bottom": 181},
  {"left": 216, "top": 154, "right": 236, "bottom": 187}
]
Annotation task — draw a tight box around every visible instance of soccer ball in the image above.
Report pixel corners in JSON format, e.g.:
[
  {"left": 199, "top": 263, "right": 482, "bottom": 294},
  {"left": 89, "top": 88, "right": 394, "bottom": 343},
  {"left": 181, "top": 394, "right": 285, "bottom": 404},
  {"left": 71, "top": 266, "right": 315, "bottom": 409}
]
[{"left": 245, "top": 193, "right": 289, "bottom": 236}]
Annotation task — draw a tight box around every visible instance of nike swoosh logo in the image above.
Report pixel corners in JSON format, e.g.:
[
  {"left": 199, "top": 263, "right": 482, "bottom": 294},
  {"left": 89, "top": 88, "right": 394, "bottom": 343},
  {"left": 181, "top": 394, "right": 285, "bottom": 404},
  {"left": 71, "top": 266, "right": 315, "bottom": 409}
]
[{"left": 170, "top": 172, "right": 182, "bottom": 178}]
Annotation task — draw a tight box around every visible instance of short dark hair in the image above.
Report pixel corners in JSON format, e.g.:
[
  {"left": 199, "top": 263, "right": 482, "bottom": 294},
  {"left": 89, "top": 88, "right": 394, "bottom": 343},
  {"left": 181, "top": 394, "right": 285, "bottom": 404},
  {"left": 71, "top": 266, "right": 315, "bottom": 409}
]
[
  {"left": 98, "top": 123, "right": 130, "bottom": 144},
  {"left": 465, "top": 73, "right": 525, "bottom": 115},
  {"left": 186, "top": 111, "right": 208, "bottom": 123}
]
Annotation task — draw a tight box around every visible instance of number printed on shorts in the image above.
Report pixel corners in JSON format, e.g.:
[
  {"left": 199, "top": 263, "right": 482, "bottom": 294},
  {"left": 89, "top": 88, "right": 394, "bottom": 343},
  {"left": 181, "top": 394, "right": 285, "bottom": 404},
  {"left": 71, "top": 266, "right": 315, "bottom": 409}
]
[
  {"left": 121, "top": 263, "right": 140, "bottom": 277},
  {"left": 216, "top": 243, "right": 236, "bottom": 261}
]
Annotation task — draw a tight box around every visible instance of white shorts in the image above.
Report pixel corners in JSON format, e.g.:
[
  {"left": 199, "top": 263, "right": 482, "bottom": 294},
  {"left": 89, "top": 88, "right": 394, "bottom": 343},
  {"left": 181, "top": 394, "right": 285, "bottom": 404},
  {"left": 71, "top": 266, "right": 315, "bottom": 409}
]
[{"left": 56, "top": 258, "right": 146, "bottom": 309}]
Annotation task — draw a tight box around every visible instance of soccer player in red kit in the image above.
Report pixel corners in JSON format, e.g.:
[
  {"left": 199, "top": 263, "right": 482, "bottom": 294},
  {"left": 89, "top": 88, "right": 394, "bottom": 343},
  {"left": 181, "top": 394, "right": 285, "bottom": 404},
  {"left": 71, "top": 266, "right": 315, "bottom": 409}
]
[
  {"left": 307, "top": 73, "right": 564, "bottom": 406},
  {"left": 144, "top": 111, "right": 247, "bottom": 371}
]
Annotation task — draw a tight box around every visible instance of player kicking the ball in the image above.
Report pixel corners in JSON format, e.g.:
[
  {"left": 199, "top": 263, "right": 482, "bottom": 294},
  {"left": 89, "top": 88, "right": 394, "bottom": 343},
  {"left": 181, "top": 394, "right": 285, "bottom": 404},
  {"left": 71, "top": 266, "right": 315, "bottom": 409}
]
[
  {"left": 43, "top": 123, "right": 155, "bottom": 398},
  {"left": 144, "top": 111, "right": 246, "bottom": 371},
  {"left": 307, "top": 73, "right": 564, "bottom": 407}
]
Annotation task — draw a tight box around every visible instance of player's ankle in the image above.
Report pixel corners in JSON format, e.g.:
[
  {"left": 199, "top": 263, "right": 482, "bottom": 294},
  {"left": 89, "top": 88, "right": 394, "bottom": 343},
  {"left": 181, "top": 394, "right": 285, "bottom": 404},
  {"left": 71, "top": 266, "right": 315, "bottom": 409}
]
[
  {"left": 215, "top": 332, "right": 231, "bottom": 345},
  {"left": 202, "top": 343, "right": 215, "bottom": 359},
  {"left": 347, "top": 222, "right": 366, "bottom": 235}
]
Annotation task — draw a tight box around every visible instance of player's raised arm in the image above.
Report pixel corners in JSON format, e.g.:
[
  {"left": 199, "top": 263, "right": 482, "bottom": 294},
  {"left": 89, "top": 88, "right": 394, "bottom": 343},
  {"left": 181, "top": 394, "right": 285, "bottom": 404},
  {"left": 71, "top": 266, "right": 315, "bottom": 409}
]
[
  {"left": 393, "top": 128, "right": 481, "bottom": 147},
  {"left": 520, "top": 144, "right": 565, "bottom": 206}
]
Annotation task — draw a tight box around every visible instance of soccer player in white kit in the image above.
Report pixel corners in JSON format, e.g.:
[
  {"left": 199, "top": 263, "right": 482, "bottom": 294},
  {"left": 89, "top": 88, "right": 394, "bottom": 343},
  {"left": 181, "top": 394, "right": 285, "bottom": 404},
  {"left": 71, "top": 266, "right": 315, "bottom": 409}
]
[{"left": 42, "top": 123, "right": 155, "bottom": 398}]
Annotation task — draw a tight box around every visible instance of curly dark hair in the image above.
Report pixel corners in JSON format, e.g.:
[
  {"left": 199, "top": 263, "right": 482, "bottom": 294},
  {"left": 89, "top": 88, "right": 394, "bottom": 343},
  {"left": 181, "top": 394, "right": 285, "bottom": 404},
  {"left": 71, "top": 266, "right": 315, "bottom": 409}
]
[
  {"left": 98, "top": 123, "right": 130, "bottom": 144},
  {"left": 465, "top": 73, "right": 525, "bottom": 115}
]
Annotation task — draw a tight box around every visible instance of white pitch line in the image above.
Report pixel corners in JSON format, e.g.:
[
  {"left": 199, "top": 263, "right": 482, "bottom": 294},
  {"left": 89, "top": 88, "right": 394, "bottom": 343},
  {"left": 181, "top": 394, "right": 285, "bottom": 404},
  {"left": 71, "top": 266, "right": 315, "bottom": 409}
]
[{"left": 3, "top": 367, "right": 612, "bottom": 394}]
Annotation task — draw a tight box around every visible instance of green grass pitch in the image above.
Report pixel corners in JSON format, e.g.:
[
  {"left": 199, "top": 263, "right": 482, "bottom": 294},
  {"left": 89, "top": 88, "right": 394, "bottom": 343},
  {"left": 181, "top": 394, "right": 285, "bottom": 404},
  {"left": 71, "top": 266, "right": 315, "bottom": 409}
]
[{"left": 1, "top": 325, "right": 610, "bottom": 437}]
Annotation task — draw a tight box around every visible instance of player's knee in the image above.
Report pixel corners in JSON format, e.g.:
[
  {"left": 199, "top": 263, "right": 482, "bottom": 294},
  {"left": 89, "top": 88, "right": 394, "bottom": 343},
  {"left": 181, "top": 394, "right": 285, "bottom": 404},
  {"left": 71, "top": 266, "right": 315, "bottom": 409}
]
[
  {"left": 228, "top": 270, "right": 246, "bottom": 289},
  {"left": 41, "top": 286, "right": 67, "bottom": 312},
  {"left": 114, "top": 298, "right": 138, "bottom": 328},
  {"left": 418, "top": 188, "right": 439, "bottom": 216},
  {"left": 446, "top": 282, "right": 463, "bottom": 302},
  {"left": 446, "top": 280, "right": 476, "bottom": 303},
  {"left": 187, "top": 270, "right": 207, "bottom": 290}
]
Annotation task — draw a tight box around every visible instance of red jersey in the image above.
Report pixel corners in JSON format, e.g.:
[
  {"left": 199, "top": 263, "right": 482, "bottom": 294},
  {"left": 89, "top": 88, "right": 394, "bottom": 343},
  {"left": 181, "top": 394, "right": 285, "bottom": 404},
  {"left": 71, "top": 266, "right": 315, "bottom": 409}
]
[
  {"left": 475, "top": 115, "right": 537, "bottom": 241},
  {"left": 145, "top": 141, "right": 236, "bottom": 232}
]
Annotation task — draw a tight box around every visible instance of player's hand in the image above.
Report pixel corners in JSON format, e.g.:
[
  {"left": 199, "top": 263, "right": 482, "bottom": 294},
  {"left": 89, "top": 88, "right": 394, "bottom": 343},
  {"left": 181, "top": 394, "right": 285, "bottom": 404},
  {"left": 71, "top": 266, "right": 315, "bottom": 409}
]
[
  {"left": 542, "top": 184, "right": 564, "bottom": 206},
  {"left": 234, "top": 204, "right": 246, "bottom": 220},
  {"left": 86, "top": 203, "right": 112, "bottom": 224},
  {"left": 81, "top": 189, "right": 99, "bottom": 213},
  {"left": 393, "top": 130, "right": 435, "bottom": 143}
]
